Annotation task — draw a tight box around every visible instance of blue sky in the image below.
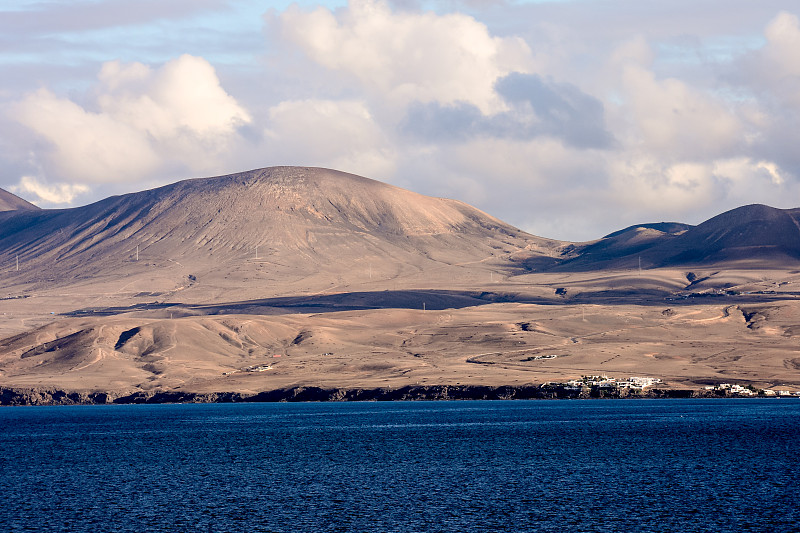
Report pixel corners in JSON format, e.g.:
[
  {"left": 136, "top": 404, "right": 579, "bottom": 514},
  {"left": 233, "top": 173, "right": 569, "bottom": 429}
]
[{"left": 2, "top": 0, "right": 799, "bottom": 240}]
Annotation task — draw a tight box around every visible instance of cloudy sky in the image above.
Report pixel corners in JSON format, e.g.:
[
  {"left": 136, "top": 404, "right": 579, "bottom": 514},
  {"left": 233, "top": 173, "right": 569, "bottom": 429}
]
[{"left": 1, "top": 0, "right": 799, "bottom": 241}]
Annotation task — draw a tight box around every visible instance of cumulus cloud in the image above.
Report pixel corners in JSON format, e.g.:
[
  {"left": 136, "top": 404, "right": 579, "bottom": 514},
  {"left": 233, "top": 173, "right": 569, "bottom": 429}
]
[
  {"left": 728, "top": 11, "right": 800, "bottom": 183},
  {"left": 402, "top": 73, "right": 613, "bottom": 149},
  {"left": 10, "top": 54, "right": 250, "bottom": 183},
  {"left": 752, "top": 11, "right": 800, "bottom": 106},
  {"left": 10, "top": 176, "right": 90, "bottom": 206},
  {"left": 603, "top": 153, "right": 799, "bottom": 230},
  {"left": 96, "top": 56, "right": 249, "bottom": 141},
  {"left": 11, "top": 88, "right": 162, "bottom": 182},
  {"left": 495, "top": 74, "right": 613, "bottom": 149},
  {"left": 714, "top": 157, "right": 789, "bottom": 190},
  {"left": 610, "top": 157, "right": 721, "bottom": 212},
  {"left": 265, "top": 99, "right": 396, "bottom": 179},
  {"left": 4, "top": 0, "right": 800, "bottom": 241},
  {"left": 274, "top": 0, "right": 534, "bottom": 113},
  {"left": 264, "top": 2, "right": 800, "bottom": 239},
  {"left": 616, "top": 64, "right": 744, "bottom": 161}
]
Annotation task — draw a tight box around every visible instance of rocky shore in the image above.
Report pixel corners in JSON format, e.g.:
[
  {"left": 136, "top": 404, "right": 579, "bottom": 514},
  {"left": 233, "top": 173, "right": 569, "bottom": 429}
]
[{"left": 0, "top": 384, "right": 763, "bottom": 406}]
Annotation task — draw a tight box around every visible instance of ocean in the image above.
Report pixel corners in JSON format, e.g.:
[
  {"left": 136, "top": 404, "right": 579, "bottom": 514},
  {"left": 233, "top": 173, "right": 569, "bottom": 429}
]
[{"left": 1, "top": 399, "right": 798, "bottom": 532}]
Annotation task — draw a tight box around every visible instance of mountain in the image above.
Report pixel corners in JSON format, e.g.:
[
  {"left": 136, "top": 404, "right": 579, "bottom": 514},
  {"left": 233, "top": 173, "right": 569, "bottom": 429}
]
[
  {"left": 544, "top": 204, "right": 800, "bottom": 271},
  {"left": 0, "top": 167, "right": 561, "bottom": 292},
  {"left": 4, "top": 168, "right": 800, "bottom": 290},
  {"left": 0, "top": 188, "right": 39, "bottom": 212},
  {"left": 3, "top": 169, "right": 800, "bottom": 400},
  {"left": 650, "top": 204, "right": 800, "bottom": 266},
  {"left": 550, "top": 222, "right": 691, "bottom": 270},
  {"left": 4, "top": 169, "right": 800, "bottom": 287}
]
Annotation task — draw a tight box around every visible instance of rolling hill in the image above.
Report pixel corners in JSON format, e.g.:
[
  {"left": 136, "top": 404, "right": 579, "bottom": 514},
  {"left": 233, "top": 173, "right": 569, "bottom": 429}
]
[{"left": 3, "top": 168, "right": 800, "bottom": 400}]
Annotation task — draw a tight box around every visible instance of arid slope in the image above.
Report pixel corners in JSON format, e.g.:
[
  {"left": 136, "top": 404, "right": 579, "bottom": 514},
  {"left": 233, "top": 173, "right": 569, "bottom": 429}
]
[
  {"left": 0, "top": 188, "right": 39, "bottom": 212},
  {"left": 2, "top": 169, "right": 800, "bottom": 399},
  {"left": 549, "top": 204, "right": 800, "bottom": 271},
  {"left": 0, "top": 167, "right": 560, "bottom": 298}
]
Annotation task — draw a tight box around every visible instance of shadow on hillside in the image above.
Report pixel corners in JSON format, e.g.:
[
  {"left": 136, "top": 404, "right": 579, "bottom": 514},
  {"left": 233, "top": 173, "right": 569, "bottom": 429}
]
[
  {"left": 63, "top": 289, "right": 552, "bottom": 317},
  {"left": 62, "top": 287, "right": 800, "bottom": 318}
]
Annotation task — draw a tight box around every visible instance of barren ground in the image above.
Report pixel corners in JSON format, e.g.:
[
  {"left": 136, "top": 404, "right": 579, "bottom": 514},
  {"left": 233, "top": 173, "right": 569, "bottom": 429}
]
[
  {"left": 3, "top": 261, "right": 800, "bottom": 395},
  {"left": 3, "top": 169, "right": 800, "bottom": 398}
]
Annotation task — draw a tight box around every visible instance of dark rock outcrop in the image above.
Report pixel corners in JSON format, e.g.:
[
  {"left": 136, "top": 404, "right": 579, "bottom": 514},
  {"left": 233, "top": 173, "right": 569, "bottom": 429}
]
[{"left": 0, "top": 384, "right": 731, "bottom": 406}]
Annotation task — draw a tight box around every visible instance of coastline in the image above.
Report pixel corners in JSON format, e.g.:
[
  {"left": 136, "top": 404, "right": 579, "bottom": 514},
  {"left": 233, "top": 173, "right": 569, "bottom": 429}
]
[{"left": 0, "top": 384, "right": 781, "bottom": 406}]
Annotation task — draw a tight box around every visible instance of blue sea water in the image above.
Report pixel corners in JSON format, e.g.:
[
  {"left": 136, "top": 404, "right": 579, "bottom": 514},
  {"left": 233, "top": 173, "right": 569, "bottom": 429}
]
[{"left": 1, "top": 399, "right": 798, "bottom": 532}]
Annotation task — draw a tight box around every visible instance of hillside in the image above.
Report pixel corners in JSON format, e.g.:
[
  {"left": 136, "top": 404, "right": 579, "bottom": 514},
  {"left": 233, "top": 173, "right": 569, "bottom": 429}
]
[
  {"left": 550, "top": 222, "right": 691, "bottom": 270},
  {"left": 652, "top": 204, "right": 800, "bottom": 266},
  {"left": 0, "top": 188, "right": 39, "bottom": 212},
  {"left": 0, "top": 167, "right": 561, "bottom": 295},
  {"left": 545, "top": 205, "right": 800, "bottom": 271},
  {"left": 2, "top": 170, "right": 800, "bottom": 400}
]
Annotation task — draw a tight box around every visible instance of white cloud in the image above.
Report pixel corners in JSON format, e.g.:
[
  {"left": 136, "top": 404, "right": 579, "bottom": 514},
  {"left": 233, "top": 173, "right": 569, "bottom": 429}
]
[
  {"left": 9, "top": 55, "right": 250, "bottom": 184},
  {"left": 742, "top": 12, "right": 800, "bottom": 107},
  {"left": 10, "top": 176, "right": 89, "bottom": 206},
  {"left": 756, "top": 160, "right": 787, "bottom": 185},
  {"left": 616, "top": 64, "right": 743, "bottom": 161},
  {"left": 4, "top": 1, "right": 800, "bottom": 241},
  {"left": 763, "top": 12, "right": 800, "bottom": 78},
  {"left": 275, "top": 0, "right": 534, "bottom": 113},
  {"left": 11, "top": 88, "right": 162, "bottom": 182},
  {"left": 611, "top": 158, "right": 719, "bottom": 210},
  {"left": 394, "top": 135, "right": 610, "bottom": 237},
  {"left": 97, "top": 55, "right": 250, "bottom": 141},
  {"left": 605, "top": 154, "right": 798, "bottom": 230},
  {"left": 608, "top": 36, "right": 655, "bottom": 71},
  {"left": 260, "top": 4, "right": 800, "bottom": 239},
  {"left": 265, "top": 99, "right": 396, "bottom": 179},
  {"left": 713, "top": 157, "right": 789, "bottom": 189}
]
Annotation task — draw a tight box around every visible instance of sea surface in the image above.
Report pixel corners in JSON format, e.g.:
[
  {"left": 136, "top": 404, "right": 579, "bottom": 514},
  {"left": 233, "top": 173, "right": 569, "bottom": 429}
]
[{"left": 1, "top": 399, "right": 798, "bottom": 532}]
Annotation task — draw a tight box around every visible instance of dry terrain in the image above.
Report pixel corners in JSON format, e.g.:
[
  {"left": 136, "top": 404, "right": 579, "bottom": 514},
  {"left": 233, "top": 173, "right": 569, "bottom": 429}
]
[{"left": 2, "top": 167, "right": 800, "bottom": 399}]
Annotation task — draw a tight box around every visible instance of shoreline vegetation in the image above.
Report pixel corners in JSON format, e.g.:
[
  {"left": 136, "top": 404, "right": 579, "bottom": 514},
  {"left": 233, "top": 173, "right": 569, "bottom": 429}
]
[{"left": 1, "top": 384, "right": 797, "bottom": 406}]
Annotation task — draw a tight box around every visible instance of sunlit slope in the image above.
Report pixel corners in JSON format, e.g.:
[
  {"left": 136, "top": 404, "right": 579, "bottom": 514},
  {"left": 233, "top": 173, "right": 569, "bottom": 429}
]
[
  {"left": 0, "top": 167, "right": 560, "bottom": 292},
  {"left": 0, "top": 188, "right": 39, "bottom": 212}
]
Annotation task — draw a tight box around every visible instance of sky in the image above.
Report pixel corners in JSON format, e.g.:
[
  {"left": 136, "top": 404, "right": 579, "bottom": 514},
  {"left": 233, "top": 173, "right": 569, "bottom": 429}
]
[{"left": 1, "top": 0, "right": 799, "bottom": 241}]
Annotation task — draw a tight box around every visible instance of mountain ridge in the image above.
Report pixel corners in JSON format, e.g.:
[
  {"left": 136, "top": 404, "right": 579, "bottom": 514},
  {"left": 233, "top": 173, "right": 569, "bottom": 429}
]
[
  {"left": 537, "top": 203, "right": 800, "bottom": 271},
  {"left": 0, "top": 188, "right": 40, "bottom": 212},
  {"left": 0, "top": 166, "right": 560, "bottom": 291},
  {"left": 3, "top": 168, "right": 800, "bottom": 286},
  {"left": 3, "top": 168, "right": 800, "bottom": 397}
]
